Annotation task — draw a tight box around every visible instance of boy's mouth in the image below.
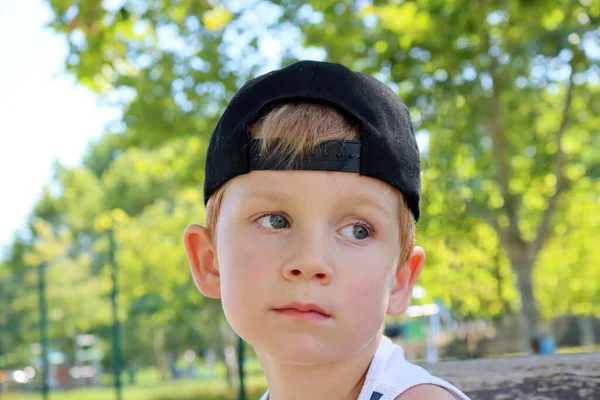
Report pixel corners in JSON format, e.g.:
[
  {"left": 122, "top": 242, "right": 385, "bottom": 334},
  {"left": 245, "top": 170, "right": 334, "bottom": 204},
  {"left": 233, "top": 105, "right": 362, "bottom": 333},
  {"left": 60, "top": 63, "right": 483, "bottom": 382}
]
[{"left": 273, "top": 302, "right": 331, "bottom": 320}]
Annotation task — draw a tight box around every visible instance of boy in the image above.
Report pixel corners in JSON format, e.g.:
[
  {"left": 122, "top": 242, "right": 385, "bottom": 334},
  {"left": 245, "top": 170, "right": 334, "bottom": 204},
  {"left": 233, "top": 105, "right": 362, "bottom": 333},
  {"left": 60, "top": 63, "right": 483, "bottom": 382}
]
[{"left": 184, "top": 61, "right": 470, "bottom": 399}]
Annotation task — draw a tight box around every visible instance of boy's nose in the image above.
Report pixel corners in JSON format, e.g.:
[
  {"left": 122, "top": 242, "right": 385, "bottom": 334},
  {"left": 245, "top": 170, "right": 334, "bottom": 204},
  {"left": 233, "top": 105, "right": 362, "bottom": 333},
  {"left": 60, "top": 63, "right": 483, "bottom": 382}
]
[
  {"left": 282, "top": 264, "right": 332, "bottom": 284},
  {"left": 282, "top": 239, "right": 333, "bottom": 285}
]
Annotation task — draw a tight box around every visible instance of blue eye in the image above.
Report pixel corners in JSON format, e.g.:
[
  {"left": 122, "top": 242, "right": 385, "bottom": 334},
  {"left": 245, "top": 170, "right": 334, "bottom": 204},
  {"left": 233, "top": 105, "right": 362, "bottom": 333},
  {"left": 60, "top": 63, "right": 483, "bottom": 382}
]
[
  {"left": 257, "top": 214, "right": 290, "bottom": 229},
  {"left": 340, "top": 224, "right": 372, "bottom": 240}
]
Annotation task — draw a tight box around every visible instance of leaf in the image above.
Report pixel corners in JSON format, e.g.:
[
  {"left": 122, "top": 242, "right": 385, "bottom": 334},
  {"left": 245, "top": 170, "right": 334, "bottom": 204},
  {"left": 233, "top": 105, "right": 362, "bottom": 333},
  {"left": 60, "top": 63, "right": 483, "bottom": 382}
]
[{"left": 202, "top": 4, "right": 232, "bottom": 32}]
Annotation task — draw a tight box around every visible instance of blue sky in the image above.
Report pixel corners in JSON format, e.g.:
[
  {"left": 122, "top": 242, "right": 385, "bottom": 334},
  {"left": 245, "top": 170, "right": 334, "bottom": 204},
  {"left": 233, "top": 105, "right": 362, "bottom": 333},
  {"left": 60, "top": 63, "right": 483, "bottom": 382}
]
[{"left": 0, "top": 0, "right": 121, "bottom": 252}]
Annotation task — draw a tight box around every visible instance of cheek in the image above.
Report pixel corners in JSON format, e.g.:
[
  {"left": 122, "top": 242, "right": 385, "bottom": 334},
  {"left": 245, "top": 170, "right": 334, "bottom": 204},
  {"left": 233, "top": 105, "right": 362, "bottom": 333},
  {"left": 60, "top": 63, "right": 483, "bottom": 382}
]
[
  {"left": 217, "top": 229, "right": 274, "bottom": 306},
  {"left": 215, "top": 232, "right": 271, "bottom": 339},
  {"left": 341, "top": 253, "right": 394, "bottom": 322},
  {"left": 344, "top": 271, "right": 389, "bottom": 311}
]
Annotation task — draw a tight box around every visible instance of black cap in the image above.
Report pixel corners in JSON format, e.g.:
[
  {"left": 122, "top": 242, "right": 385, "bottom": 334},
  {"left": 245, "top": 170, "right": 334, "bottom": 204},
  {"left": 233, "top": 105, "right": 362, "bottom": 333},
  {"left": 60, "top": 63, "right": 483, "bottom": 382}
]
[{"left": 203, "top": 60, "right": 421, "bottom": 221}]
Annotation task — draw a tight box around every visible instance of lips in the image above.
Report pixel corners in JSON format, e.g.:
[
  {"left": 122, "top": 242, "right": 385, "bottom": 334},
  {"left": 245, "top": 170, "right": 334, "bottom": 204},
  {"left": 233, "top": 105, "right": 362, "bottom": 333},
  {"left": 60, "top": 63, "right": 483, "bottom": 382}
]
[{"left": 273, "top": 302, "right": 331, "bottom": 318}]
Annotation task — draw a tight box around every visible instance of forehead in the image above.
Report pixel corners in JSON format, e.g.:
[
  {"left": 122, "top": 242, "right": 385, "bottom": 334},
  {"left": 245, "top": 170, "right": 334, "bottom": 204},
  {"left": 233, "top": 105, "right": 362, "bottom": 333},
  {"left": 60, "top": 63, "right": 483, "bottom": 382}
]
[{"left": 223, "top": 170, "right": 399, "bottom": 215}]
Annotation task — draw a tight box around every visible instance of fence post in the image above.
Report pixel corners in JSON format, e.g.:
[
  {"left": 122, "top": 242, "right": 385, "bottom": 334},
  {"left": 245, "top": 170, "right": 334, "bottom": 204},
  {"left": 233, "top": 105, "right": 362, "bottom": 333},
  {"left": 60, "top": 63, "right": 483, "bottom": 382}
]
[
  {"left": 37, "top": 262, "right": 49, "bottom": 400},
  {"left": 108, "top": 228, "right": 123, "bottom": 400},
  {"left": 237, "top": 336, "right": 246, "bottom": 400}
]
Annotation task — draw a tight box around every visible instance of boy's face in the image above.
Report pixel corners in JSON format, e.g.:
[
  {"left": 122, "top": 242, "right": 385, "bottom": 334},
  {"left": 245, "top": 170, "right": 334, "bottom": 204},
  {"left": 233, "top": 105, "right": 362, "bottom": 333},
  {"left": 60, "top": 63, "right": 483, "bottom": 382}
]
[{"left": 184, "top": 170, "right": 425, "bottom": 365}]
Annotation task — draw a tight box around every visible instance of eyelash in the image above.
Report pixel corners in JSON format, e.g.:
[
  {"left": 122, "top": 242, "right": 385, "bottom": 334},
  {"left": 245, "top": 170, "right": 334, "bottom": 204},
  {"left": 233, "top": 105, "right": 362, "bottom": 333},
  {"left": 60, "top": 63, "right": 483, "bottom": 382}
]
[
  {"left": 253, "top": 212, "right": 377, "bottom": 239},
  {"left": 353, "top": 220, "right": 377, "bottom": 239},
  {"left": 253, "top": 212, "right": 288, "bottom": 232}
]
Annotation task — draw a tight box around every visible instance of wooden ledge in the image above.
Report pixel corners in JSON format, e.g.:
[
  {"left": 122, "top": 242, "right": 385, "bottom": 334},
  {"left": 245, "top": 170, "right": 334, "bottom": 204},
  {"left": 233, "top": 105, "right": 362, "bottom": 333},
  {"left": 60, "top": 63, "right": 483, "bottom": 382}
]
[{"left": 422, "top": 352, "right": 600, "bottom": 399}]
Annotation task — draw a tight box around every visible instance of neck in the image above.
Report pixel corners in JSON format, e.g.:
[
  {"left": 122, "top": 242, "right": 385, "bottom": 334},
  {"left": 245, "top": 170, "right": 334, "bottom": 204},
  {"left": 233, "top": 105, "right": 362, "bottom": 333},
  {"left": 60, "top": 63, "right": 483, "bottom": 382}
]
[{"left": 257, "top": 335, "right": 382, "bottom": 400}]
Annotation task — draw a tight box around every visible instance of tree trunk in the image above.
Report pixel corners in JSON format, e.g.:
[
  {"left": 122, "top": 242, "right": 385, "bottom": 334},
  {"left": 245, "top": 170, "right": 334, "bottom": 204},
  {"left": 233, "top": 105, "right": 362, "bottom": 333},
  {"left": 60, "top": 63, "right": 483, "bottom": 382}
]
[
  {"left": 153, "top": 327, "right": 169, "bottom": 381},
  {"left": 577, "top": 315, "right": 595, "bottom": 347},
  {"left": 491, "top": 250, "right": 509, "bottom": 313},
  {"left": 510, "top": 252, "right": 546, "bottom": 352}
]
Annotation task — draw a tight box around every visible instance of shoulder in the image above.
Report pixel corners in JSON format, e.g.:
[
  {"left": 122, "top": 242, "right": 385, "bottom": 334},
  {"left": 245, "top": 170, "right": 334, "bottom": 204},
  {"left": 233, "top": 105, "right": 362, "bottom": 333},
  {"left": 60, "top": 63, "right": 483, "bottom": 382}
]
[{"left": 394, "top": 384, "right": 458, "bottom": 400}]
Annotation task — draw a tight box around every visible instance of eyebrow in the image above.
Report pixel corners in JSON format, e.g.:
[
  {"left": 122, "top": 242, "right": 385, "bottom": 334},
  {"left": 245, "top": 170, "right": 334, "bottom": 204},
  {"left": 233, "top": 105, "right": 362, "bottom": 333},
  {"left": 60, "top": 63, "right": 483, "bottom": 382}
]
[
  {"left": 240, "top": 190, "right": 294, "bottom": 203},
  {"left": 343, "top": 193, "right": 395, "bottom": 218},
  {"left": 240, "top": 190, "right": 394, "bottom": 217}
]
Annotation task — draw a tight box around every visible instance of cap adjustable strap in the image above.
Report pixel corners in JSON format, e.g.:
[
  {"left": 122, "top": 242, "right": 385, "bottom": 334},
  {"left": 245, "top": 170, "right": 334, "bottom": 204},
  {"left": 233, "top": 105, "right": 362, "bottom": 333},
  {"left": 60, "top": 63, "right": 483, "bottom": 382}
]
[{"left": 248, "top": 140, "right": 361, "bottom": 172}]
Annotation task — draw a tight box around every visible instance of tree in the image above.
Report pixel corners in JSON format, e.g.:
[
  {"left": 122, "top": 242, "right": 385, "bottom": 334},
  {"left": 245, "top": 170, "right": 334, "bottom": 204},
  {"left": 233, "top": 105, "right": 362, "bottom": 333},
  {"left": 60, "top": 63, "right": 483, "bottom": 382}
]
[
  {"left": 23, "top": 219, "right": 111, "bottom": 340},
  {"left": 41, "top": 0, "right": 600, "bottom": 350},
  {"left": 535, "top": 179, "right": 600, "bottom": 344},
  {"left": 0, "top": 140, "right": 226, "bottom": 370},
  {"left": 95, "top": 186, "right": 209, "bottom": 378},
  {"left": 287, "top": 0, "right": 600, "bottom": 344}
]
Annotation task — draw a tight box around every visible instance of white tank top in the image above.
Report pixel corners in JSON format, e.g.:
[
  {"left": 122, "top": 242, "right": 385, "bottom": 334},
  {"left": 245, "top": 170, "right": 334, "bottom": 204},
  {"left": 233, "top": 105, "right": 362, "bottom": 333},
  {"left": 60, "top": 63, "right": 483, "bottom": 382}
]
[{"left": 260, "top": 335, "right": 471, "bottom": 400}]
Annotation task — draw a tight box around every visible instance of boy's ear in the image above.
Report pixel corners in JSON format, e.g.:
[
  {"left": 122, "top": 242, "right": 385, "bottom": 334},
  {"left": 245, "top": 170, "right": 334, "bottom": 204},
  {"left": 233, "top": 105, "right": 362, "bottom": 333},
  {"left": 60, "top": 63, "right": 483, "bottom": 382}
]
[
  {"left": 387, "top": 246, "right": 425, "bottom": 316},
  {"left": 183, "top": 224, "right": 221, "bottom": 298}
]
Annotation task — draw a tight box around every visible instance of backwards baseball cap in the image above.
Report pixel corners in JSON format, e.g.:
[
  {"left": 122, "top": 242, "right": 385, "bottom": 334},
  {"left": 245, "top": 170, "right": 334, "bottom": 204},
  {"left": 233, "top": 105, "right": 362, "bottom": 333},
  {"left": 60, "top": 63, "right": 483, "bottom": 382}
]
[{"left": 203, "top": 60, "right": 421, "bottom": 221}]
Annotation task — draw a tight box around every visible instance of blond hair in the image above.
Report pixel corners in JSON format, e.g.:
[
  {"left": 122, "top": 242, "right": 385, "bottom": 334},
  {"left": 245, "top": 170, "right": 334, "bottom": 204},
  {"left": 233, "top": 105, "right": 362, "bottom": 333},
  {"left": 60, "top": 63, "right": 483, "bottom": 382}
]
[{"left": 206, "top": 102, "right": 416, "bottom": 265}]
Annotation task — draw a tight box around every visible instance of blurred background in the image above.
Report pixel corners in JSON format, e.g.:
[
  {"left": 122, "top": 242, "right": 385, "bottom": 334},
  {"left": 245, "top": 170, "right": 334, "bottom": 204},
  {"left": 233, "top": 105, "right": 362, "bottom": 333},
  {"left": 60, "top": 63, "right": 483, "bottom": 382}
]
[{"left": 0, "top": 0, "right": 599, "bottom": 399}]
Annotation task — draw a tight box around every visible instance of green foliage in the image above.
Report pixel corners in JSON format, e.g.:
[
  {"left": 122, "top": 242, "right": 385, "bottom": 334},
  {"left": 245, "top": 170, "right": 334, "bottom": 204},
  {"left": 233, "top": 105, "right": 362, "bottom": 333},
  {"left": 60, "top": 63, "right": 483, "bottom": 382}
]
[
  {"left": 25, "top": 220, "right": 110, "bottom": 337},
  {"left": 535, "top": 178, "right": 600, "bottom": 318},
  {"left": 2, "top": 0, "right": 599, "bottom": 370},
  {"left": 283, "top": 0, "right": 600, "bottom": 333}
]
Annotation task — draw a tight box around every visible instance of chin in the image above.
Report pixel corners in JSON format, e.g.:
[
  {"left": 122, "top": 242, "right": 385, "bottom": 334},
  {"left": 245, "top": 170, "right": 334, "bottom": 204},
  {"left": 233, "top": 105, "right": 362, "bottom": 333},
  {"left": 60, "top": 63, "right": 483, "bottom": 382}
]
[
  {"left": 255, "top": 331, "right": 352, "bottom": 366},
  {"left": 268, "top": 344, "right": 341, "bottom": 366}
]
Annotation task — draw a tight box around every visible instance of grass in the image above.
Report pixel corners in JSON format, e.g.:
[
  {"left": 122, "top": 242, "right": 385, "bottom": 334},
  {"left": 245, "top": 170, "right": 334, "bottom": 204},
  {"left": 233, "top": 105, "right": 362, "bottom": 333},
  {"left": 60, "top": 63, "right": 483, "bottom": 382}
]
[
  {"left": 2, "top": 376, "right": 268, "bottom": 400},
  {"left": 3, "top": 344, "right": 598, "bottom": 399},
  {"left": 480, "top": 343, "right": 600, "bottom": 359},
  {"left": 556, "top": 343, "right": 600, "bottom": 354},
  {"left": 2, "top": 362, "right": 267, "bottom": 400}
]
